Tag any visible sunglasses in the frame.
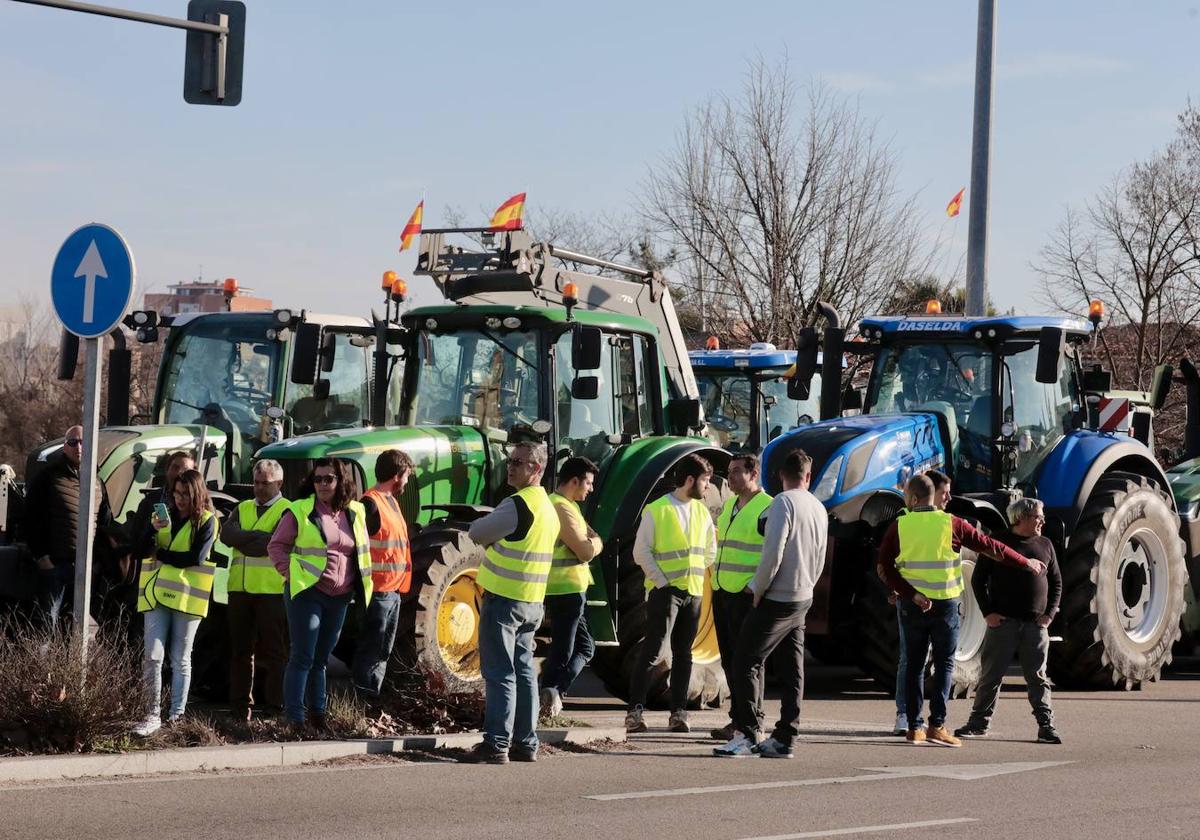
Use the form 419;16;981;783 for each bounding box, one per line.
65;438;83;447
313;475;338;485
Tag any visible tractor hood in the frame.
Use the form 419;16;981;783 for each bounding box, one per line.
762;413;947;507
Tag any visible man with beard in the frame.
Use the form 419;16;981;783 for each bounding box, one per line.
625;454;717;734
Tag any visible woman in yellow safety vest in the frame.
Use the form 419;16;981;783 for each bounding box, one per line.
133;469;217;737
266;458;372;732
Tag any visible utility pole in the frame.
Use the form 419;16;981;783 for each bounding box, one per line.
965;0;996;316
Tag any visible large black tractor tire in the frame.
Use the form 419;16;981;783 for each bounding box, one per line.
852;555;983;700
588;545;728;709
1050;476;1188;689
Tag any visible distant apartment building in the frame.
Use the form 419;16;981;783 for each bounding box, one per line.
143;279;271;316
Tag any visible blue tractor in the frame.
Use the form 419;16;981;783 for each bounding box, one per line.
690;341;822;454
762;306;1189;692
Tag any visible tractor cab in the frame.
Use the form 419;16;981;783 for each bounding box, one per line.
689;342;821;454
857;314;1091;495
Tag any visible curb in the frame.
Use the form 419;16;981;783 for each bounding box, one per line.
0;727;625;783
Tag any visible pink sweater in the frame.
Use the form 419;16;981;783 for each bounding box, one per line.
268;500;358;597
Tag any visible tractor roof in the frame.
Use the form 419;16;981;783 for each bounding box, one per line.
168;310;370;329
860;313;1092;339
690;344;795;371
406;303;654;335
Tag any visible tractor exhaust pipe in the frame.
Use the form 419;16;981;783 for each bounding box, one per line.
1181;358;1200;461
817;302;844;421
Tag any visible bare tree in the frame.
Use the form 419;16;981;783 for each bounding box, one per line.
642;58;936;346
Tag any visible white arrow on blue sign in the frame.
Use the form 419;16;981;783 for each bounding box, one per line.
51;223;137;339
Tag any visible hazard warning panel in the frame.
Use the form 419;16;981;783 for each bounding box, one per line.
1096;397;1131;432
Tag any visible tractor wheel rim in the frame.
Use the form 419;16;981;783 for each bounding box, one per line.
437;568;482;680
1114;527;1168;645
956;558;985;663
692;578;721;664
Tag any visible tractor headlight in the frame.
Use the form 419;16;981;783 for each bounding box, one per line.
812;454;844;502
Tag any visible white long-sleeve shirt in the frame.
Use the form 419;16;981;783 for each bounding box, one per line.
632;494;717;588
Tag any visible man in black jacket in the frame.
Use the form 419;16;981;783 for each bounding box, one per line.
23;425;112;633
956;497;1063;744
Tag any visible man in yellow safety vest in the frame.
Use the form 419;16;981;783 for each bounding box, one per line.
709;453;772;742
625;453;717;735
464;441;560;764
220;458;290;720
539;456;603;718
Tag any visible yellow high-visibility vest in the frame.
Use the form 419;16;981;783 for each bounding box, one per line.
545;492;594;596
477;486;560;603
896;509;963;599
645;495;710;596
713;491;772;592
287;497;373;605
137;510;217;618
227;497;290;595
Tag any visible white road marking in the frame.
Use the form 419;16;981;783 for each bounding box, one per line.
585;761;1071;800
737;817;977;839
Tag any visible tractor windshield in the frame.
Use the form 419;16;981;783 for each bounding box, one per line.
1000;342;1076;484
867;341;995;491
159;317;280;439
697;372;820;453
412;328;542;436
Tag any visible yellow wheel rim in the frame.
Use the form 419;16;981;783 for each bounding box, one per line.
436;566;483;680
691;570;721;663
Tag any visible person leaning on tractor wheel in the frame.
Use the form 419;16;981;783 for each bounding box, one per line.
220;458;291;721
625;453;718;736
352;449;415;704
877;474;1045;748
267;458;373;735
956;497;1063;745
462;441;561;765
132;469;218;737
708;452;772;743
539;456;604;719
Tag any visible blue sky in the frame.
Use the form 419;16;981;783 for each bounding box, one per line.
2;0;1197;321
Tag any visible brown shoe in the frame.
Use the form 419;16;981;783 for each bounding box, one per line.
926;725;962;748
905;727;927;744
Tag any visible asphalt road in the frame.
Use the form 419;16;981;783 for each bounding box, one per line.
4;659;1200;840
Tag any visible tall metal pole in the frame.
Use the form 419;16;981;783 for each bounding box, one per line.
73;337;103;665
965;0;996;317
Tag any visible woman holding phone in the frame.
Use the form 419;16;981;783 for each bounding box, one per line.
133;469;217;736
267;458;373;732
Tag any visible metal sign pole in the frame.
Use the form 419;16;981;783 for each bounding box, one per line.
72;336;103;664
965;0;996;317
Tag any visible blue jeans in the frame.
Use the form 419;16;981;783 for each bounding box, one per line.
284;586;352;723
541;592;594;696
142;605;202;721
351;589;403;697
894;601;908;717
900;597;960;729
479;592;543;752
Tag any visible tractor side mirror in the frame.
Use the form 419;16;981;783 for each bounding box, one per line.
57;329;79;381
1035;327;1066;384
668;397;703;434
1150;363;1173;411
1082;364;1112;392
312;379;331;400
788;327;819;400
571;376;600;400
291;323;322;385
842;388;864;411
572;325;603;372
320;332;337;373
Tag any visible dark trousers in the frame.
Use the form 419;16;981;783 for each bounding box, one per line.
731;598;810;745
966;618;1053;728
629;586;700;711
36;561;75;634
541;592;595;695
228;591;289;712
714;588;761;724
900;597;960;729
352;589;404;698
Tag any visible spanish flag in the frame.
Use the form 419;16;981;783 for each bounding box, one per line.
398;200;423;252
489;192;526;231
946;187;965;218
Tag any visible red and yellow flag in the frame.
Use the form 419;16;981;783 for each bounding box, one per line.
946;187;965;218
398;200;424;252
488;192;526;231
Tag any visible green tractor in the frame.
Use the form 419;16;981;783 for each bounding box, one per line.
257;227;731;705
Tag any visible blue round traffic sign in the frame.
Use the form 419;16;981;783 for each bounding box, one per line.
51;223;136;339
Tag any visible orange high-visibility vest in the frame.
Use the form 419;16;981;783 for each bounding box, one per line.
362;487;411;594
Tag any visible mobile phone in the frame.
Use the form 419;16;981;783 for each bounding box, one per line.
153;502;170;522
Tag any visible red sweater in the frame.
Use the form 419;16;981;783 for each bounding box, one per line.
877;509;1033;602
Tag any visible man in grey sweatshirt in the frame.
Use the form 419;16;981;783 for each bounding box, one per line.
714;449;827;759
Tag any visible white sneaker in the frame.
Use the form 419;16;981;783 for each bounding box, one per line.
540;686;563;718
893;712;908;736
713;732;757;757
132;716;161;737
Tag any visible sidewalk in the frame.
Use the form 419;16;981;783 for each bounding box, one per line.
0;725;624;783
